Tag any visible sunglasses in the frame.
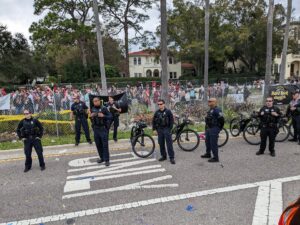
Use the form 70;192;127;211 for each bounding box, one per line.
266;100;273;102
158;103;164;105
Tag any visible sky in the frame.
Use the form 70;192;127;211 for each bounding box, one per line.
0;0;299;52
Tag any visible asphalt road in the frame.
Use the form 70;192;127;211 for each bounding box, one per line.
0;136;299;225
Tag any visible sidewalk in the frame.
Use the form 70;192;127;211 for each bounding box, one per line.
0;138;135;161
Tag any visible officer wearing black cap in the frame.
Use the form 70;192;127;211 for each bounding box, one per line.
256;96;281;157
16;109;45;172
152;99;175;164
107;96;121;142
201;98;224;163
286;90;300;144
71;95;92;146
90;97;112;166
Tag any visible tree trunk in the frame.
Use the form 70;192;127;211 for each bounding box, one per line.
93;0;107;95
264;0;275;98
279;0;292;84
78;38;88;68
124;22;130;77
160;0;169;107
204;0;210;101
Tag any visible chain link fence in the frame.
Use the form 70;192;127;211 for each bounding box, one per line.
0;79;271;143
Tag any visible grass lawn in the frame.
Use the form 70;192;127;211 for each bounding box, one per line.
0;124;208;151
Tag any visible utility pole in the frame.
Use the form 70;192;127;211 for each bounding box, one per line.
92;0;108;95
204;0;210;101
160;0;169;107
279;0;292;84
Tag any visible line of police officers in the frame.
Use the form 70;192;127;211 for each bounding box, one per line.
16;91;300;172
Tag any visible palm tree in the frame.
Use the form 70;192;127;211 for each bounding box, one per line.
279;0;292;84
92;0;108;95
204;0;210;101
265;0;275;98
160;0;169;106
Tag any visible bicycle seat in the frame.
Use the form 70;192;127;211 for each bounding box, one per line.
137;121;147;128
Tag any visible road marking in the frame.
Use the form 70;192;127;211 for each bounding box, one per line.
63;175;178;199
3;174;300;225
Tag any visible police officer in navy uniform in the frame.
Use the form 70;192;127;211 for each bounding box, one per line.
107;96;121;142
16;110;45;172
286;90;300;145
201;98;224;163
152;99;175;164
71;95;92;146
90;97;112;166
256;96;281;157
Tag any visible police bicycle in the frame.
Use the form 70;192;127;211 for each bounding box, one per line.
171;115;200;151
130;121;155;158
229;112;260;137
243;114;290;145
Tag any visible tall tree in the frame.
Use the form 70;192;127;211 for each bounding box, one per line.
204;0;210;101
30;0;93;69
99;0;154;77
265;0;275;98
160;0;169;106
93;0;107;95
279;0;292;84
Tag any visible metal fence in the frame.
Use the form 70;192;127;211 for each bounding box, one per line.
0;80;270;142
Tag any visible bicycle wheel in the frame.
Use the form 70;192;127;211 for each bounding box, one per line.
288;123;294;138
177;129;200;151
218;128;229;147
229;118;240;137
171;127;178;142
275;124;289;142
243;123;261;145
130;126;136;142
132;134;155;158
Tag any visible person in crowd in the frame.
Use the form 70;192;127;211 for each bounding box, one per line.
70;95;92;146
278;196;300;225
256;97;281;157
201;98;224;162
152;99;175;164
90;97;112;166
16;110;45;172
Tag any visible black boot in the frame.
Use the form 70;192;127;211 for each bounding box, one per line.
158;157;167;162
256;151;264;155
24;167;31;173
201;153;211;158
208;158;219;163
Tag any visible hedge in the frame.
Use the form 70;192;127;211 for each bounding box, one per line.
0;119;75;135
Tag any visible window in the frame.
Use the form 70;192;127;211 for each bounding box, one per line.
169;57;173;64
134;58;137;65
138;73;142;77
138;57;141;65
173;72;177;79
169;72;173;79
134;73;138;77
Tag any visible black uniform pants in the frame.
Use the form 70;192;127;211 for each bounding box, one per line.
109;116;119;140
75;117;91;143
157;127;175;159
291;115;300;141
259;127;277;153
24;138;45;168
93;127;110;161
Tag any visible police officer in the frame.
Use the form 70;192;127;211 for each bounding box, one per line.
71;95;92;146
286;90;300;145
152;99;175;164
107;96;121;142
201;98;224;163
90;97;112;166
16;110;45;172
256;97;281;157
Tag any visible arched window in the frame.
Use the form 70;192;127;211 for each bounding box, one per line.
154;69;159;77
146;70;152;77
134;58;137;65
